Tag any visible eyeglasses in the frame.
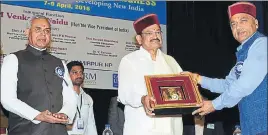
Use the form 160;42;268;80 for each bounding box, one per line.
70;70;84;75
141;31;162;36
33;27;51;35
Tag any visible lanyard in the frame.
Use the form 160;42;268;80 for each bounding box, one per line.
76;94;82;118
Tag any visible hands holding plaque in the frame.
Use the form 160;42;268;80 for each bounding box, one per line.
141;95;156;116
180;72;216;116
144;74;203;116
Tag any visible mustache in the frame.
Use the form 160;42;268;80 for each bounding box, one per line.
150;38;160;42
37;39;47;41
75;77;83;81
236;29;245;34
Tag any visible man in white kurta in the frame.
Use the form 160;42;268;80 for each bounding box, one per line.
118;14;183;135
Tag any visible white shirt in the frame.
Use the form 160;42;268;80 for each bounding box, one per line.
68;88;98;135
0;47;77;124
118;47;183;135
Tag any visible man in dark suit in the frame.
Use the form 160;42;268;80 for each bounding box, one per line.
1;15;77;135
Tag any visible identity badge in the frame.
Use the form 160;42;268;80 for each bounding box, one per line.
207;123;215;129
77;118;84;130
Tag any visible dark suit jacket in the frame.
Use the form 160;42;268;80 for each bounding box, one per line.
108;96;124;135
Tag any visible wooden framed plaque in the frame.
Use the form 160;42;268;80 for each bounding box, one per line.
145;74;202;115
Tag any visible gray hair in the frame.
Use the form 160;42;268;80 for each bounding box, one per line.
26;15;51;29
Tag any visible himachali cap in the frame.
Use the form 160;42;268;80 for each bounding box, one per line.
133;14;160;34
228;2;256;19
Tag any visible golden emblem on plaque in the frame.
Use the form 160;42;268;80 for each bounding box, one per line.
161;87;183;101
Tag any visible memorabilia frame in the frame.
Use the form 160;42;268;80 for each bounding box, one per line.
145;74;203;115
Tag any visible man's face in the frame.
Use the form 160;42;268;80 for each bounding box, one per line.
69;66;84;86
230;13;258;43
26;18;51;49
136;24;162;50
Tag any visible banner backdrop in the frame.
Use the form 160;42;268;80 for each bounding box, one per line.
1;1;167;90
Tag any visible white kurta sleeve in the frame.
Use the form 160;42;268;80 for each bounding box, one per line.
118;57;143;108
1;54;41;124
58;61;77;124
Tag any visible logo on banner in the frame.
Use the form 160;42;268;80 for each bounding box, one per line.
84;71;97;85
113;73;118;88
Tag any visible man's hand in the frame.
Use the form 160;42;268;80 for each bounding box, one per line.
192;100;215;116
141;95;156;116
52;113;68;120
180;71;201;84
34;110;68;124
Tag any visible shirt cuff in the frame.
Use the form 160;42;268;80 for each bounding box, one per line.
212;97;224;110
30;110;41;124
136;94;144;107
200;76;209;86
32;120;41;124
